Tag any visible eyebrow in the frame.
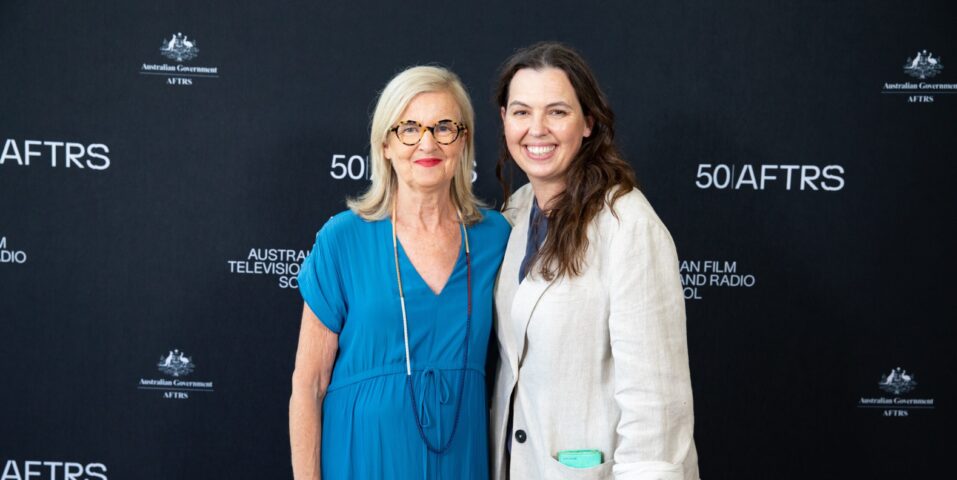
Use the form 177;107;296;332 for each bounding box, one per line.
397;118;456;124
507;101;573;109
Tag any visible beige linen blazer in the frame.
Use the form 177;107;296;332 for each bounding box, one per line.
490;184;699;480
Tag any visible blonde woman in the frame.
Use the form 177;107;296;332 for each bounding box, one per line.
289;66;509;479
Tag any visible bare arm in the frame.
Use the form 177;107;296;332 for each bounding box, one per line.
290;302;339;480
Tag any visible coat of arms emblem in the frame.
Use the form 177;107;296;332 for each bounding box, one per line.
160;32;199;62
158;349;195;377
878;367;917;395
903;50;942;80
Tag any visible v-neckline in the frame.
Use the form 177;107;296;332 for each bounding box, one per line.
390;220;466;297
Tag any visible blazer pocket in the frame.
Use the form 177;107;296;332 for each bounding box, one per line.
544;456;614;479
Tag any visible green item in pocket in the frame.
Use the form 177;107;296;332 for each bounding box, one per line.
557;449;602;468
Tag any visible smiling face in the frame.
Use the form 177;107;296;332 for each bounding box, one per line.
502;67;593;196
384;90;466;197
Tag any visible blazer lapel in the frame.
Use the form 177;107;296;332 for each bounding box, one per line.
511;274;553;366
503;185;557;369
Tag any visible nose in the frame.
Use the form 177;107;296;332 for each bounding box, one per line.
528;112;548;137
418;128;439;152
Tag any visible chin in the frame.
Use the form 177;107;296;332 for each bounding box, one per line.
413;177;454;191
521;164;558;181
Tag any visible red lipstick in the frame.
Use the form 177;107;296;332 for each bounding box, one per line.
413;157;442;168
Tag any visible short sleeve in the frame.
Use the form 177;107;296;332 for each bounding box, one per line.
298;224;347;334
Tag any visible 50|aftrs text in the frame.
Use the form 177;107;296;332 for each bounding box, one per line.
695;164;844;191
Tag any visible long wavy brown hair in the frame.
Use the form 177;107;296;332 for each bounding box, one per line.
496;42;638;281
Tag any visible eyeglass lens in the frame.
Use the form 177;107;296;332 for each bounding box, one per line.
395;121;462;145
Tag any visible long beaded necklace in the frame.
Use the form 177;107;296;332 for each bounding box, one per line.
391;202;472;454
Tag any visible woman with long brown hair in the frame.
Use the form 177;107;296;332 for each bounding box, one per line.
489;42;699;479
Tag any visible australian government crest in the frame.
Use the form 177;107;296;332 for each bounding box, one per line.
139;32;220;86
160;32;199;62
856;366;935;417
157;348;195;377
903;50;942;80
137;348;215;400
882;48;955;103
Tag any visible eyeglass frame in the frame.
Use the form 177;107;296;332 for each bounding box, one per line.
389;119;468;146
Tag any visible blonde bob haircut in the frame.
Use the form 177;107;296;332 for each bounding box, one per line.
348;65;484;224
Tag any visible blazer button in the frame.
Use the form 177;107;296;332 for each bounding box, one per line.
514;429;527;443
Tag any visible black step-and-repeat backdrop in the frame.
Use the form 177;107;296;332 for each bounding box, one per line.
2;1;954;478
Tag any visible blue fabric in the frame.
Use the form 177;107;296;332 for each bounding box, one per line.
518;198;547;282
299;209;510;480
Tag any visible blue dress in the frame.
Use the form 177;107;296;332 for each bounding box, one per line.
298;209;510;480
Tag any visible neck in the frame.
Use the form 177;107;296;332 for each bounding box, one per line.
529;178;566;212
394;184;457;231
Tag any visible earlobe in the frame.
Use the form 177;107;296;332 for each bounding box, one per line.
500;106;506;122
584;116;595;138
